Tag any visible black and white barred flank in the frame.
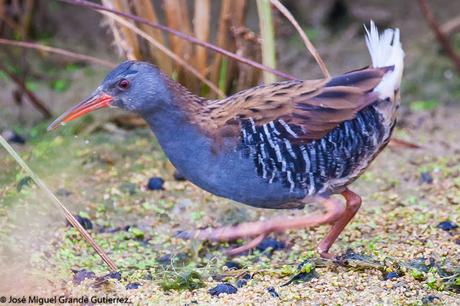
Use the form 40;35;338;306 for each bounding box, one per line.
239;105;386;194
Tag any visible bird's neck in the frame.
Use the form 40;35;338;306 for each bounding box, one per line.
159;72;209;121
142;82;205;137
139;74;214;159
139;78;223;189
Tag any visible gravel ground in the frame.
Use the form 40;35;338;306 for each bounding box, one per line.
0;102;459;305
1;3;460;304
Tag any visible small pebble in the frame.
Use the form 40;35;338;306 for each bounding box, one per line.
436;221;458;231
208;283;237;296
256;238;285;252
384;271;400;280
156;252;190;266
235;279;247;288
419;171;433;184
67;215;93;230
235;273;251;288
224;261;242;270
72;269;95;285
126;282;141;290
16;176;33;192
421;295;440;305
107;271;122;281
241;273;252;280
173;170;187;181
267;286;280;298
147;177;164;190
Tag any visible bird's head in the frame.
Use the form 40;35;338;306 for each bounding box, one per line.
48;60;169;131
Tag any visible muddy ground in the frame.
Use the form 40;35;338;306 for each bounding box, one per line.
1;1;460;305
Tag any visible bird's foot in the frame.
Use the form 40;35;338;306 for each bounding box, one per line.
180;197;346;256
316;247;337;260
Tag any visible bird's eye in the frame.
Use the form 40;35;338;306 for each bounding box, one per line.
118;79;130;90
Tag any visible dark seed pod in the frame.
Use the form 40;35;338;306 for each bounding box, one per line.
147;177;165;190
436;221;458;231
208;283;237;296
126;282;141;290
67;215;93;230
72;269;96;285
256;238;286;252
383;271;400;280
224;261;242;270
267;286;280;298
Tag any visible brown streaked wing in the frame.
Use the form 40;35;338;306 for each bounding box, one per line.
201;67;388;144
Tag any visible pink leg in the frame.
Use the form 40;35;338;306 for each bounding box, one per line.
317;189;362;259
187;197;346;255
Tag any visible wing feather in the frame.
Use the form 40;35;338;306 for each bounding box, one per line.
198;67;388;145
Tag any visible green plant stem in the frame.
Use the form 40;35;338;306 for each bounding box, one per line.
257;0;277;84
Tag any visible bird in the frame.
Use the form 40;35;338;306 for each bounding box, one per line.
48;22;404;259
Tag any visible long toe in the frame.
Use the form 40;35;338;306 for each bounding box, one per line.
225;234;267;256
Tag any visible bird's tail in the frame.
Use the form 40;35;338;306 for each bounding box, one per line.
365;21;404;101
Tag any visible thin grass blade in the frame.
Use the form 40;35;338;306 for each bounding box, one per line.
270;0;330;78
0;135;118;271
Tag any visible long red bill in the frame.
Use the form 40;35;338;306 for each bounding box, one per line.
47;92;112;131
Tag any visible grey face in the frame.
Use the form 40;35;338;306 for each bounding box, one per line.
47;60;169;131
101;61;169;113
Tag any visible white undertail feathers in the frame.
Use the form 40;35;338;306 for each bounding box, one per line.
365;21;404;101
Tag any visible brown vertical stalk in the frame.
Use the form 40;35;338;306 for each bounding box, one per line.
101;0;131;58
227;0;248;89
133;0;172;74
177;0;194;88
0;0;4;19
164;0;194;87
164;0;193;70
18;0;34;38
257;0;277;84
110;0;142;60
211;0;232;86
193;0;211;77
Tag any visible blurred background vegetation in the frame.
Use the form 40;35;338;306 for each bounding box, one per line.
0;0;459;133
0;0;460;302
